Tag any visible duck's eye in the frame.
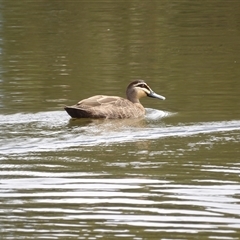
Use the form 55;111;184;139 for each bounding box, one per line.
140;84;145;88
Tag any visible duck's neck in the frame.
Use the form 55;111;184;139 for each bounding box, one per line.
127;95;140;104
126;89;140;103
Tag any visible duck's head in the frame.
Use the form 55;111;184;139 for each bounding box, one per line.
126;80;165;103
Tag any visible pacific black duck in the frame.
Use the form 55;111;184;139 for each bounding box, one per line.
64;80;165;119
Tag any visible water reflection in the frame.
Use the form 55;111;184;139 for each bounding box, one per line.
1;175;240;238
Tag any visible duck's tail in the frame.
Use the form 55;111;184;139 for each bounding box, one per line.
64;106;90;118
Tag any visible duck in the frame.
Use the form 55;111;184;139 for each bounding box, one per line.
64;80;165;119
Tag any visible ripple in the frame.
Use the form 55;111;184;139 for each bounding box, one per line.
1;176;240;238
0;111;240;154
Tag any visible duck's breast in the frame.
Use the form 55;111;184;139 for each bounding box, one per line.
103;100;145;119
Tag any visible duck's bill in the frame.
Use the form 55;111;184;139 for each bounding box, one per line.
148;91;166;100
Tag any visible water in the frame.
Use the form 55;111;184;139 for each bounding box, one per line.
1;1;240;239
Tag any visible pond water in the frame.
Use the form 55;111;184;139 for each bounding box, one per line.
0;1;240;240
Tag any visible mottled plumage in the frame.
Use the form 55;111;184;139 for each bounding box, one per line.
64;80;165;119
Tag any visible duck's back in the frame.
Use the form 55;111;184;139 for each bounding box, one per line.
64;95;145;119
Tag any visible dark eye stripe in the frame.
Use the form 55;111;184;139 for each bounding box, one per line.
136;83;150;90
136;83;145;87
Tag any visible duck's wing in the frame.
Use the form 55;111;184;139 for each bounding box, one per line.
77;95;123;109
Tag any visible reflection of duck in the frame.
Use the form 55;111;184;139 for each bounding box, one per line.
64;80;165;119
